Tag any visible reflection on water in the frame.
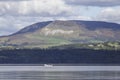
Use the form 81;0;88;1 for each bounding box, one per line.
0;71;120;80
0;66;120;80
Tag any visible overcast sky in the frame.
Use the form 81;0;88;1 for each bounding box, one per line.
0;0;120;36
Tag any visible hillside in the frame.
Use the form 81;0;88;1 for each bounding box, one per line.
0;20;120;49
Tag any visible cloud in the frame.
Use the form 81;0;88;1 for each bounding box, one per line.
0;0;73;17
95;8;120;23
65;0;120;7
0;17;17;35
0;0;29;1
57;16;92;21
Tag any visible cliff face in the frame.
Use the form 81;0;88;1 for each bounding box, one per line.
0;20;120;48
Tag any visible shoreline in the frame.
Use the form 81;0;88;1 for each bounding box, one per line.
0;64;120;66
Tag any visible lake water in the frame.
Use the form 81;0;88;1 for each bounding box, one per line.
0;66;120;80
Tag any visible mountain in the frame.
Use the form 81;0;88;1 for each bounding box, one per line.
0;20;120;48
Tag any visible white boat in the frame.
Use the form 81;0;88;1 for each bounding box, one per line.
44;64;53;67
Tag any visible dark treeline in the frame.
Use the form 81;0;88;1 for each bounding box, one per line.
0;49;120;64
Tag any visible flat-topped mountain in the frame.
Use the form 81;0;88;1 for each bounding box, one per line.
0;20;120;48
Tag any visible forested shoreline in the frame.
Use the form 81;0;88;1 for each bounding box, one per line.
0;49;120;64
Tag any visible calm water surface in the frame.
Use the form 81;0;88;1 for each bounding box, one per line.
0;66;120;80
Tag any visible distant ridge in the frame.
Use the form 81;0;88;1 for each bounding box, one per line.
0;20;120;48
12;21;52;35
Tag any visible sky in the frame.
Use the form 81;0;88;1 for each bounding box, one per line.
0;0;120;36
